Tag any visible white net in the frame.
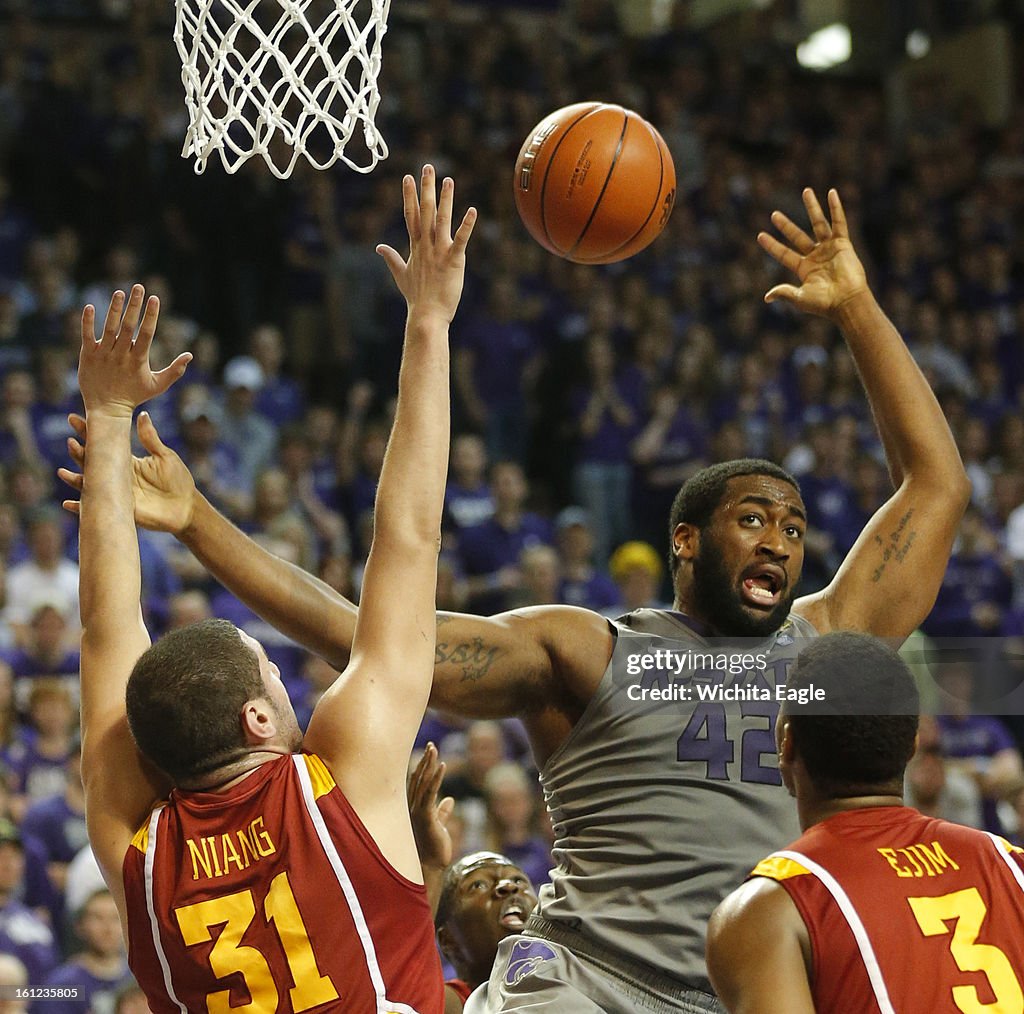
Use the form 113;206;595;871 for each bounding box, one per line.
173;0;391;178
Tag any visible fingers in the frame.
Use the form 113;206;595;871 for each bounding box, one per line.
827;188;847;239
763;283;801;306
151;352;193;396
768;210;814;255
118;284;146;344
58;466;83;492
436;796;455;827
132;294;161;359
68;413;86;437
80;304;96;348
376;243;406;282
136;411;167;454
401;174;420;244
435;175;453;242
99;290;126;345
61;499;80;516
802;187;831;242
419;164;437;242
66;437;84;469
757;231;803;274
452;207;478;258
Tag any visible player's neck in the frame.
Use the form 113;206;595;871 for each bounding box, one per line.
178;750;287;793
799;792;905;831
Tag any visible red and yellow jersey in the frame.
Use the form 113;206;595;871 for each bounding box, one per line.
123;753;443;1014
752;806;1024;1014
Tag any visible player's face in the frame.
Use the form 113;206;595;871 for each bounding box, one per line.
240;631;303;752
692;476;805;638
447;862;538;966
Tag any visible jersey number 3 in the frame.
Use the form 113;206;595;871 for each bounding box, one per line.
908;887;1023;1014
176;870;339;1013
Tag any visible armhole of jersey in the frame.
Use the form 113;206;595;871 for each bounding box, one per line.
537;619;619;779
985;832;1024;893
291;754;422;1014
138;806;188;1013
775;849;896;1014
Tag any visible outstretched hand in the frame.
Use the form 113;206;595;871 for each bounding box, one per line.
79;284;192;416
377;165;477;324
407;742;455;873
59;411;198;535
758;188;868;321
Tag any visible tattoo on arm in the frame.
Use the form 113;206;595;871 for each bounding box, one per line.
436;617;502;682
871;509;917;583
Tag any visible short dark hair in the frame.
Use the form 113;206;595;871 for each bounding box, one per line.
785;632;919;798
126;619;265;784
667;459;800;575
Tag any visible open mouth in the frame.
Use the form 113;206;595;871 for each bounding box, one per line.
498;898;529;932
740;566;785;610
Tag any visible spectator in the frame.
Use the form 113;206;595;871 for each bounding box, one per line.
936;660;1023;834
39;888;131;1014
457;461;553;615
604;540;668;615
20;738;87;898
5;509;79;645
508;544;561;609
454;275;541;464
5;679;75;816
444;432;494;536
0;819;58;985
443;722;507;855
250;323;305;426
554;507;620;612
4;602;79;707
569;334;642;564
0;953;28;1014
904;716;982;828
217;355;277;490
483;763;552;889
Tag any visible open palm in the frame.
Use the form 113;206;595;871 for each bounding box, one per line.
60;411;197;535
758;188;868;320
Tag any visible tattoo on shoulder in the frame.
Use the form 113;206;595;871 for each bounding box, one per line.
436;632;502;683
871;509;917;583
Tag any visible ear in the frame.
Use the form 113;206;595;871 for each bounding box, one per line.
437;924;461;967
671;522;699;565
777;718;797;797
777;718;794;763
240;699;278;745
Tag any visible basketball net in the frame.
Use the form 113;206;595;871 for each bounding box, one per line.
173;0;391;178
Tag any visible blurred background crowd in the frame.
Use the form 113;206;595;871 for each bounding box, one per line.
0;0;1023;1005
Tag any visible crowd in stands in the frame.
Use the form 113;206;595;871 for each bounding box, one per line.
0;0;1023;1001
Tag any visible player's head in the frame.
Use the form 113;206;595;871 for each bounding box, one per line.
435;851;538;987
669;460;804;637
778;632;919;802
126;618;303;786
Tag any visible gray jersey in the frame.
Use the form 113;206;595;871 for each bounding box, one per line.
535;608;818;994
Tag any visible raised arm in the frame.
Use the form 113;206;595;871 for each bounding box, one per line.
62;425;611;751
77;286;190;919
301;167;476;872
761;189;970;641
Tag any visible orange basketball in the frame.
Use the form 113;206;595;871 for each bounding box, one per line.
513;102;676;264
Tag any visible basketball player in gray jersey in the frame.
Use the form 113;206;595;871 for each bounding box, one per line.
61;189;968;1010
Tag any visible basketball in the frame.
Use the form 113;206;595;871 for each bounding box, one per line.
513;102;676;264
